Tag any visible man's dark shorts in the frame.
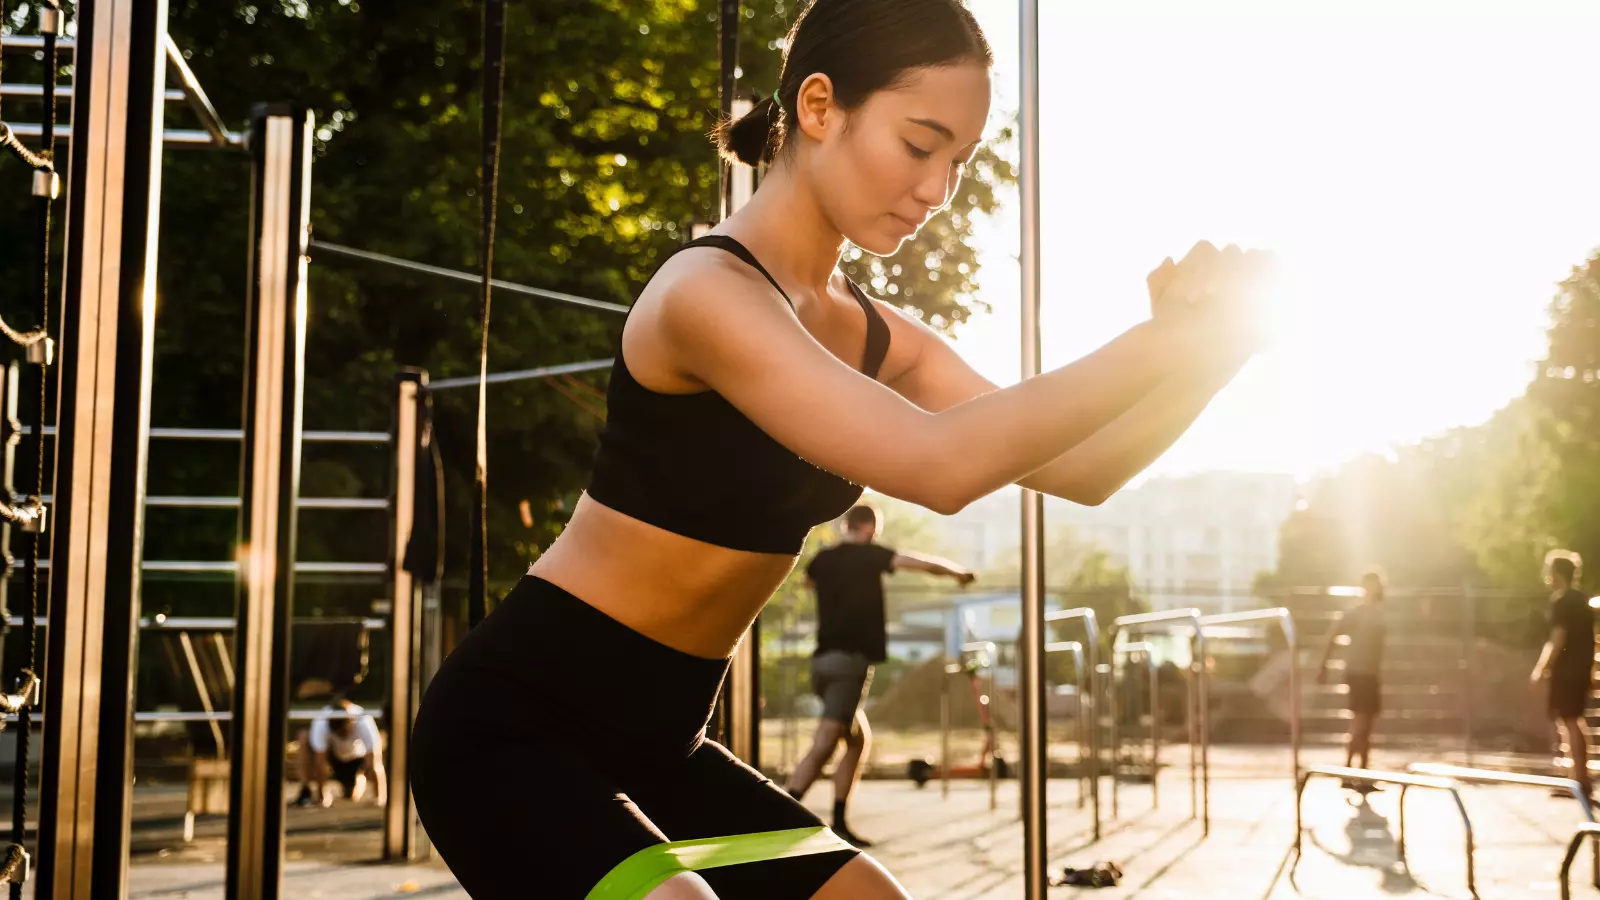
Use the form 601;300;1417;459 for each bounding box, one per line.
812;650;873;725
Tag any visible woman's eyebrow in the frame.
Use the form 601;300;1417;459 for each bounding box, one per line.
906;117;955;141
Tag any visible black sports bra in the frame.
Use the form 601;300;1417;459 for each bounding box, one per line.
586;235;891;555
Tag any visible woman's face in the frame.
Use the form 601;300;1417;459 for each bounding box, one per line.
799;62;991;256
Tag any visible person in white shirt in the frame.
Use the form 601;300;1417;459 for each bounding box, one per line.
293;697;387;807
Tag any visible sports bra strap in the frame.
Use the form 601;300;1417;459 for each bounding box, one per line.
671;234;891;380
673;234;794;310
848;280;891;380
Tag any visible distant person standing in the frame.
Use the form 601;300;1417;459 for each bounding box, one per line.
785;504;974;847
1532;551;1595;797
1316;570;1386;777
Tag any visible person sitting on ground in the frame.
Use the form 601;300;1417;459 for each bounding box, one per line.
785;503;974;847
293;696;387;808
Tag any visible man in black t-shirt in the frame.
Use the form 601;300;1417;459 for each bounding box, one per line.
785;504;974;847
1533;551;1596;796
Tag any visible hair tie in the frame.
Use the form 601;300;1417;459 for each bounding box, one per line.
771;88;781;109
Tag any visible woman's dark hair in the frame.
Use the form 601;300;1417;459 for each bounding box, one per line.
714;0;992;167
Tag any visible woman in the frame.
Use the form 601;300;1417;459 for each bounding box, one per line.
411;0;1268;897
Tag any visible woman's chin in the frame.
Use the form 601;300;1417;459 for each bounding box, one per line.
849;230;912;258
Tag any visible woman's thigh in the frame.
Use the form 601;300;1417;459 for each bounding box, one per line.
625;739;860;899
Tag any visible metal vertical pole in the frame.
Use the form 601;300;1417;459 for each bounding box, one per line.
1019;0;1046;894
1462;583;1474;766
1150;653;1160;809
1187;661;1197;815
1197;631;1210;836
36;1;167;895
226;103;313;900
941;658;952;799
717;0;740;221
713;1;761;766
1108;662;1120;819
384;371;425;860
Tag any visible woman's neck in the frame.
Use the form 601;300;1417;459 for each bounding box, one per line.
718;161;845;297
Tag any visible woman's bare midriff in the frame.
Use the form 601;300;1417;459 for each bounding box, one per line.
527;493;801;660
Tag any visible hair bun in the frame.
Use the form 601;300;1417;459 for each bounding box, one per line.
714;95;782;168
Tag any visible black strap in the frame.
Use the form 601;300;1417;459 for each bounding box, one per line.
676;235;893;379
469;0;507;629
848;281;891;380
675;235;795;310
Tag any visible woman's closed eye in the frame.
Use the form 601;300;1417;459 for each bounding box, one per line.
906;141;971;174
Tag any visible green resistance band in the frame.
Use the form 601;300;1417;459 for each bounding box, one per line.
584;826;853;900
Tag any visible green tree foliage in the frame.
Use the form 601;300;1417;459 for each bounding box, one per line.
1265;249;1600;613
0;1;1017;620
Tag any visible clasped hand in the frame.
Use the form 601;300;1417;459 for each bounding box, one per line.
1147;240;1278;357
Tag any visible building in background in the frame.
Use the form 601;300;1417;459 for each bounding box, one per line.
895;472;1300;613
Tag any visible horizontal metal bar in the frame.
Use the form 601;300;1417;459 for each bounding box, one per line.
293;561;388;575
16;425;387;443
309;240;630;315
142;560;236;573
300;430;391;443
1043;641;1082;655
145;496;238;509
3;35;76;52
1409;763;1596;818
1113;608;1204;628
1196;608;1291;627
0;84;187;102
164;35;231;148
7;559;386;576
3;121;244;147
151;427;239;440
6;615;387;631
1304;764;1455;791
430;358;614;390
295;497;390;510
8;709;387;724
142;496;388;511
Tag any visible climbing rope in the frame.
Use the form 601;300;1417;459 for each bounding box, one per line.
468;0;507;629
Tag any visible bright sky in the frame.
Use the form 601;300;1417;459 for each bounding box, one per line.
951;0;1600;478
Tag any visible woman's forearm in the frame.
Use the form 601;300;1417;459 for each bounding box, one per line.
920;316;1236;512
1020;351;1250;504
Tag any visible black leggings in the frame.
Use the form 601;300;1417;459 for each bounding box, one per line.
411;576;857;899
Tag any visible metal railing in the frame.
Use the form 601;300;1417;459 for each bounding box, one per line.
1563;823;1600;900
5;614;385;631
1043;607;1101;840
1112;608;1210;834
8;709;387;725
1197;608;1300;793
1108;642;1160;819
1294;764;1475;897
941;641;1001;811
1409;762;1598;889
1044;640;1088;809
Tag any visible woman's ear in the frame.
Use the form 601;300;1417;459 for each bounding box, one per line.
792;72;839;144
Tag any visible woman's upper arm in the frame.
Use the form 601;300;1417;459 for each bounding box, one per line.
654;266;951;507
883;308;1003;414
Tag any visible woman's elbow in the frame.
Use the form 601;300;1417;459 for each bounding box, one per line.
1049;478;1114;507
